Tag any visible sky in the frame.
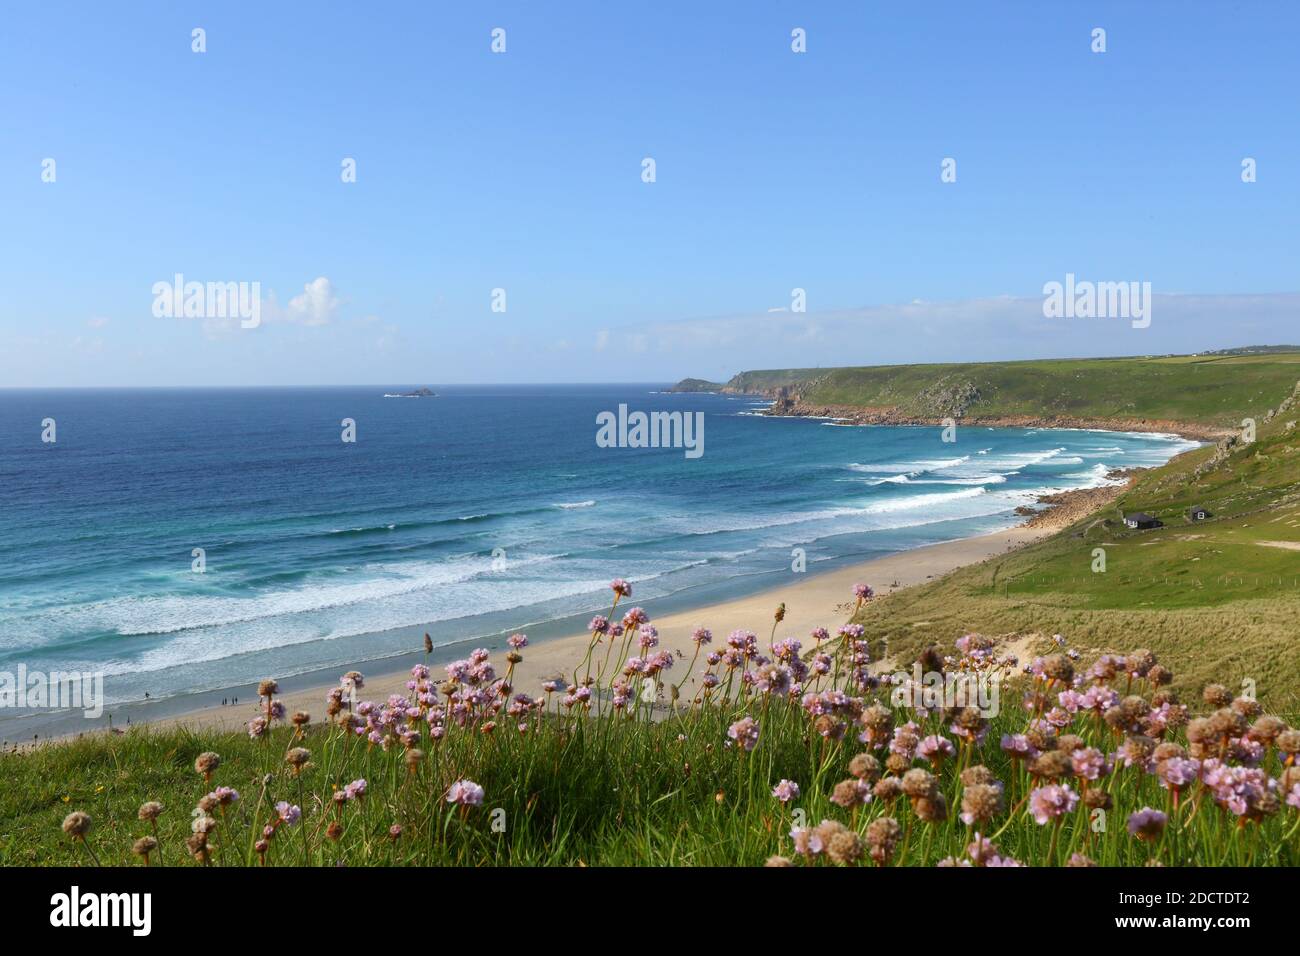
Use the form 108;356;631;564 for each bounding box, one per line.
1;1;1297;387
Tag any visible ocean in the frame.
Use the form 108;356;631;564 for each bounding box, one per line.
0;385;1198;735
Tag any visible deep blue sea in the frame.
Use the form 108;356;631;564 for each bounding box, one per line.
0;386;1197;728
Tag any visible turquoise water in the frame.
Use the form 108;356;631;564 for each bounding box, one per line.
0;385;1197;726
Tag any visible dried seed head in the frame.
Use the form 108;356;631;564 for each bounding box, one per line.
137;801;164;821
873;776;903;802
1249;715;1286;744
194;752;221;776
185;834;210;864
1206;708;1247;739
813;819;848;846
1123;734;1157;764
1055;734;1085;755
1162;703;1190;729
1121;695;1151;721
61;811;92;838
848;752;881;782
1202;683;1232;708
884;753;911;776
900;768;938;799
864;816;902;863
961;783;1004;824
1146;664;1172;687
1231;696;1262;719
860;703;893;732
1151;688;1179;708
1125;649;1156;677
1025;726;1055;752
814;715;845;740
1083;788;1112;810
960;764;997;788
913;792;948;823
826;829;864;865
1030;749;1074;780
1042;654;1074;683
830;779;866;808
1277;728;1300;757
1151;742;1186;765
132;836;158;856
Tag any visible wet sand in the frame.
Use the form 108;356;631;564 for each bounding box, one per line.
133;526;1049;737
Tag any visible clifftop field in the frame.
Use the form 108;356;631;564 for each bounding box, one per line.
704;349;1300;433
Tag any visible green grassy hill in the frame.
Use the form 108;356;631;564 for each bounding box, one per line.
852;388;1300;713
711;351;1300;431
723;368;828;393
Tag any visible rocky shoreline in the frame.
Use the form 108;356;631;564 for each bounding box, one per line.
1013;469;1142;531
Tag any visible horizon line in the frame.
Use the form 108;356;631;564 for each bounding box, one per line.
5;343;1300;390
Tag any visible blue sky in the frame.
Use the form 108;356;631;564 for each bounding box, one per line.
1;1;1296;386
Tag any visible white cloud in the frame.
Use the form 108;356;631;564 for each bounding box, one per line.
283;276;339;326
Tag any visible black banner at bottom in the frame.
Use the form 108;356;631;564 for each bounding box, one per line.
0;864;1273;939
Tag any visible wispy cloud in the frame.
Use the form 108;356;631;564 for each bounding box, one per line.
593;292;1300;370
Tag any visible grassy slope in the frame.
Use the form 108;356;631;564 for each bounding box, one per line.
725;368;828;392
732;352;1300;429
853;402;1300;714
5;704;1296;867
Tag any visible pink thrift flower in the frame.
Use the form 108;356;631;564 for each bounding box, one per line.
446;779;485;806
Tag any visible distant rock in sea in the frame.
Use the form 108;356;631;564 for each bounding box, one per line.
384;387;437;398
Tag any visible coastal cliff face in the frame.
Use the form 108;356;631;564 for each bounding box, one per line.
675;353;1300;442
762;398;1232;443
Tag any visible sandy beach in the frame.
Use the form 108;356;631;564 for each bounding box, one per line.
133;525;1050;738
